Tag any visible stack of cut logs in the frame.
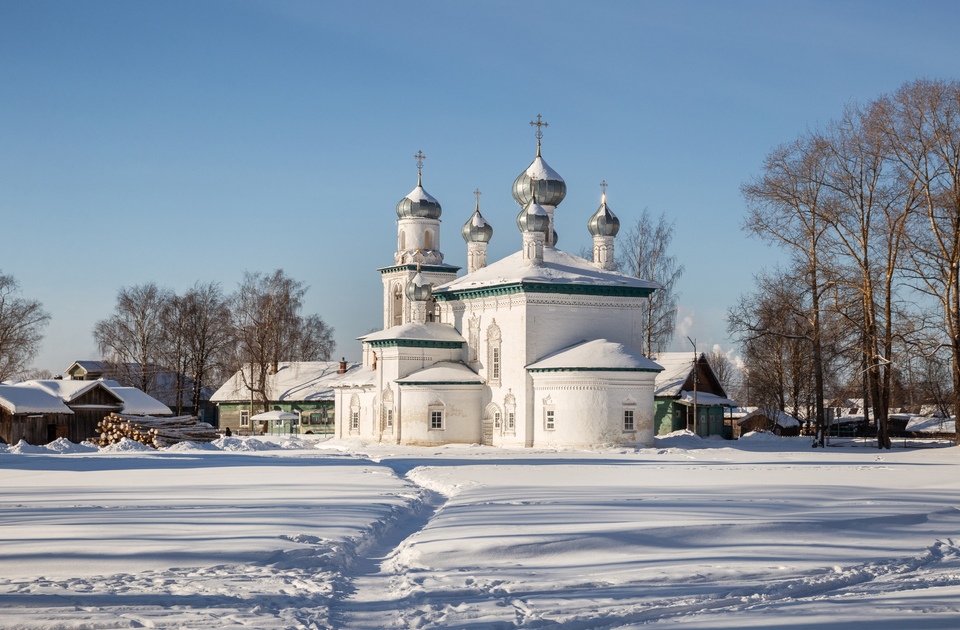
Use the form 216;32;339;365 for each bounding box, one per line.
93;413;220;448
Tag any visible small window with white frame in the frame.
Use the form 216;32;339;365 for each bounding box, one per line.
623;408;635;432
494;411;501;428
507;412;515;430
544;408;555;430
430;409;443;430
386;408;393;428
351;410;359;430
240;410;250;427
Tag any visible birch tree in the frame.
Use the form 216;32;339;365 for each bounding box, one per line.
0;272;51;381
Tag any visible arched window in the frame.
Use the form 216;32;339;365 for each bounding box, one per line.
504;391;516;433
399;230;406;251
392;283;403;326
349;394;360;432
427;296;437;322
424;230;433;250
382;386;395;430
487;320;502;386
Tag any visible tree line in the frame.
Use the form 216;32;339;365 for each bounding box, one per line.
90;269;333;415
730;78;960;448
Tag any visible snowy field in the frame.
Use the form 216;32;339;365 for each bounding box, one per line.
2;434;960;629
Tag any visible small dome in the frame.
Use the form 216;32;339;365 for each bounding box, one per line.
397;183;442;220
517;198;550;234
588;193;620;237
461;203;493;243
512;155;566;208
405;271;433;302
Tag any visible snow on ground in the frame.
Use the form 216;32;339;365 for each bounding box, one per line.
1;434;960;628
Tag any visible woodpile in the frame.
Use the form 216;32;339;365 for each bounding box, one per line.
93;413;220;448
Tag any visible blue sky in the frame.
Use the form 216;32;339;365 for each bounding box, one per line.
1;0;958;373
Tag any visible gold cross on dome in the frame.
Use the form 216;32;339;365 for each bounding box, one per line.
600;180;608;195
529;114;548;155
414;150;426;175
474;188;482;205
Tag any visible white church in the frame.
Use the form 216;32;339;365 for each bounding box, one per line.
332;120;663;448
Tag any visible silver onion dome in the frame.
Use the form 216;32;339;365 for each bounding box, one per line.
462;203;493;243
405;270;433;302
397;183;442;220
512;155;567;208
588;193;620;237
517;198;550;234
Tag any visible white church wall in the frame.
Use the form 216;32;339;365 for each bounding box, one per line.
397;385;483;445
530;371;657;447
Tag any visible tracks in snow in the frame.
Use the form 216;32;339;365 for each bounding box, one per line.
329;462;449;629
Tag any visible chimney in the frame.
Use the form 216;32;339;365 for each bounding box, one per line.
338;357;347;374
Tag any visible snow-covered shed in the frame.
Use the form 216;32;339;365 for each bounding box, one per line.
653;352;737;438
212;361;360;435
736;408;801;437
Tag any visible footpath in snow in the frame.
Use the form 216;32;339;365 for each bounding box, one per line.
1;432;960;628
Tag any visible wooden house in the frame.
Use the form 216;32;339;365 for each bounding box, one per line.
212;361;359;435
653;352;738;438
0;380;171;445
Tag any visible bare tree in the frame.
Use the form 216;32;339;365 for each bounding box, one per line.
0;272;51;381
183;282;233;414
93;283;172;393
876;79;960;444
230;270;335;415
617;209;685;356
742;135;832;444
160;293;192;416
707;349;736;394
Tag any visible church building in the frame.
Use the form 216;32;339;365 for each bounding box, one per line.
333;118;663;448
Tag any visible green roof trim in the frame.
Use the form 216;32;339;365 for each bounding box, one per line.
367;339;464;349
378;264;460;275
434;281;654;302
528;367;662;373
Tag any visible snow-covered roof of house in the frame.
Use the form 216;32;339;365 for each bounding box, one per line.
111;387;173;416
332;366;378;388
361;322;465;344
67;360;109;374
211;361;360;403
0;384;73;415
526;339;663;372
434;248;658;296
739;408;800;428
678;391;739;407
20;379;122;404
905;415;956;433
653;352;699;396
396;362;484;384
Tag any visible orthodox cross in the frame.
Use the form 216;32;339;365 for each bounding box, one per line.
474;188;482;207
600;180;608;196
414;150;426;184
529;114;548;156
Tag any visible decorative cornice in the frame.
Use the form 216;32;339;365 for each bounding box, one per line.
379;264;460;275
528;367;662;373
434;281;654;302
367;339;463;349
398;381;484;386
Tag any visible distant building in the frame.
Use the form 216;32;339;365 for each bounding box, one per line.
653;352;738;438
211;361;359;435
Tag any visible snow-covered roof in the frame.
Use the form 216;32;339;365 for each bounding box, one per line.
434;248;658;295
111;387;173;416
653;352;699;396
905;415;956;434
332;366;378;388
362;322;465;344
526;339;663;372
396;362;484;384
22;379;119;403
678;391;739;407
739;408;800;428
0;385;73;415
211;361;361;403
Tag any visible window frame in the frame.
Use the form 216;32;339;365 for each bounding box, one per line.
240;410;250;427
544;408;555;431
429;409;443;430
623;408;635;432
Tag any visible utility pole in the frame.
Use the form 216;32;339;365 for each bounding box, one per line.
687;336;698;436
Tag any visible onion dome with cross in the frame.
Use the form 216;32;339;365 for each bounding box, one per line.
461;189;493;243
588;181;620;237
511;115;567;209
397;150;442;219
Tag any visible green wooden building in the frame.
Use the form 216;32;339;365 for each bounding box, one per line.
211;361;359;436
653;352;738;439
